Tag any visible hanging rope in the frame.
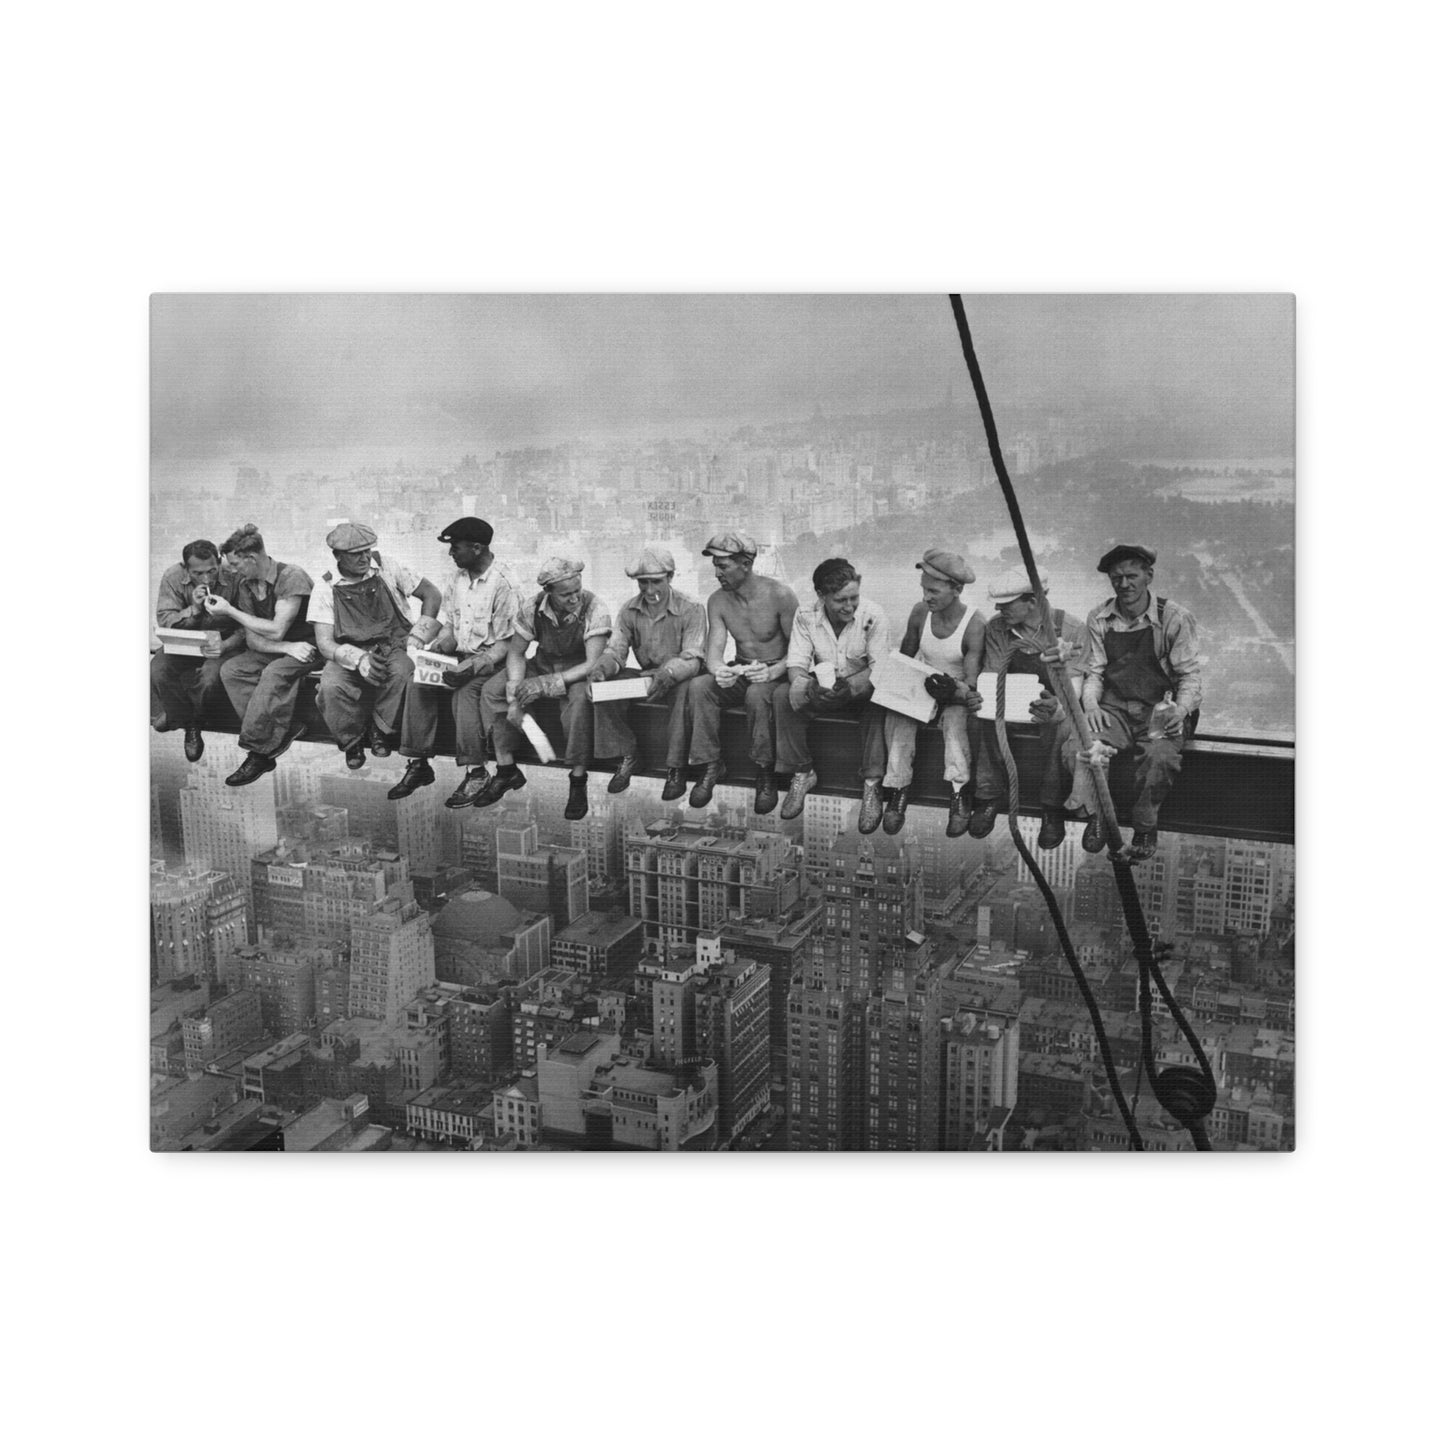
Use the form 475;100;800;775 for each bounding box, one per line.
948;293;1217;1150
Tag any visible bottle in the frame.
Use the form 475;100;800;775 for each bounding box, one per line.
1147;691;1177;740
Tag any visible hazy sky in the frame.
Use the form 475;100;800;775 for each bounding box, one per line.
150;294;1294;460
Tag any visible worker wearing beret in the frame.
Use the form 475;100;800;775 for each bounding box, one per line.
684;530;802;815
310;522;443;771
389;517;522;808
476;556;612;820
879;548;987;836
1060;543;1204;860
970;568;1088;849
588;546;708;799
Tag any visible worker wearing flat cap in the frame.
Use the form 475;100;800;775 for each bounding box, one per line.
309;522;442;771
1059;543;1204;860
684;529;802;815
588;545;708;799
390;517;521;807
968;568;1089;848
475;555;612;820
875;548;987;836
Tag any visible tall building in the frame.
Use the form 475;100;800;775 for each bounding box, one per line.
570;796;627;890
458;794;534;889
228;941;342;1036
182;989;267;1072
1224;840;1288;938
150;867;251;986
802;793;853;882
319;766;442;873
550;911;645;975
692;940;772;1143
497;823;588;927
1013;816;1083;893
250;838;409;947
348;884;436;1026
940;1006;1021;1149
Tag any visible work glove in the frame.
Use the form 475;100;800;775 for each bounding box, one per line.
924;673;959;703
442;658;474;688
539;673;567;699
1029;695;1064;724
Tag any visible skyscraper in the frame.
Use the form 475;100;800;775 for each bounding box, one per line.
497;823;588;927
348;884;436;1026
150;867;251;986
940;1006;1021;1149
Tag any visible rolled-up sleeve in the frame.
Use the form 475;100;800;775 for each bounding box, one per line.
598;610;639;677
1081;608;1109;708
489;576;518;646
584;595;613;641
674;601;707;677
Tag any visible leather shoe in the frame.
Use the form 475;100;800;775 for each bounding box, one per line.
882;785;909;835
661;768;688;801
1081;815;1107;853
780;769;816;820
966;798;998;839
857;779;884;834
476;767;527;808
445;767;491;809
946;789;970;838
754;772;779;815
225;752;276;788
689;762;725;808
183;726;204;763
345;741;367;770
1130;828;1158;860
607;755;637;794
1038;809;1067;850
565;776;590;820
388;758;435;799
370;735;394;758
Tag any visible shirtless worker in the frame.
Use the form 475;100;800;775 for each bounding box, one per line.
683;531;801;814
880;548;986;836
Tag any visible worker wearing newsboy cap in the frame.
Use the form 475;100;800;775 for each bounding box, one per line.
1059;542;1204;860
310;521;443;771
588;545;708;799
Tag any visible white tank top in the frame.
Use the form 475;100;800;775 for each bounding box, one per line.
916;602;976;679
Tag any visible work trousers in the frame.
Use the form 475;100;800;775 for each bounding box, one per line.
399;658;499;768
975;714;1069;809
685;673;801;772
1060;698;1187;829
150;651;229;732
219;650;314;758
592;669;692;769
483;659;593;770
316;651;416;750
779;690;887;779
883;706;973;790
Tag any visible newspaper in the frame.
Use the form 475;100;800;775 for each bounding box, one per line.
871;650;938;722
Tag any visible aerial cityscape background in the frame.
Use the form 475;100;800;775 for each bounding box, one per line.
150;294;1294;1152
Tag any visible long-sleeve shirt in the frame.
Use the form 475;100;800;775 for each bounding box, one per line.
786;596;889;683
155;564;239;632
982;609;1089;692
1081;591;1204;715
437;562;519;660
596;588;707;680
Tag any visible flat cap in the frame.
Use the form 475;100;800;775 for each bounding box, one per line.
437;516;494;547
916;548;976;586
325;521;378;552
988;566;1048;604
537;556;585;587
625;546;676;578
1097;542;1157;573
701;530;758;559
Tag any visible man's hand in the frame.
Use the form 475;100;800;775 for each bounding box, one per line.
203;595;234;621
924;673;959;703
645;669;675;699
1029;695;1063;724
714;664;739;691
515;677;547;708
789;677;814;711
588;664;609;684
1163;710;1186;739
282;641;318;665
357;652;380;684
960;685;983;714
408;617;442;647
1084;704;1110;735
442;657;473;689
1041;640;1080;666
199;633;223;659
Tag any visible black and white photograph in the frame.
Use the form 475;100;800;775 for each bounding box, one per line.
148;293;1294;1153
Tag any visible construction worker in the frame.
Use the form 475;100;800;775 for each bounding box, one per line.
588;545;707;799
781;557;890;831
150;538;245;762
389;517;520;808
204;524;317;787
477;556;611;820
970;568;1087;848
1062;543;1204;860
684;531;800;815
880;548;986;836
310;522;443;770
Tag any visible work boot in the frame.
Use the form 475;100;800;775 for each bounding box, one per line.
966;798;998;839
689;762;725;808
445;767;491;809
183;726;204;763
947;787;970;838
388;758;435;800
607;755;637;794
1081;815;1107;853
370;734;394;758
225;752;276;788
1130;828;1158;860
345;740;367;770
754;772;779;816
1038;809;1067;850
565;775;590;820
780;769;816;820
857;778;884;835
881;785;909;836
661;767;688;801
476;765;526;808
